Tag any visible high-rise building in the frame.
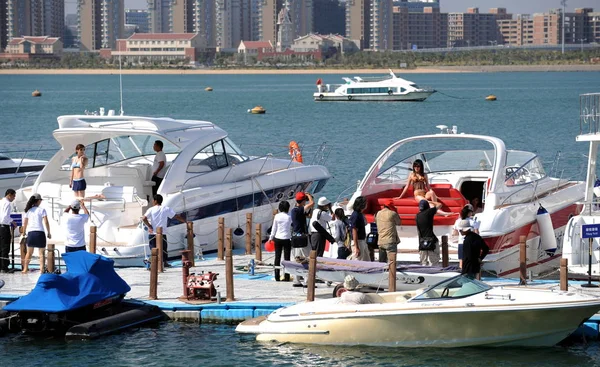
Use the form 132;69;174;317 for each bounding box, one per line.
276;0;293;51
6;0;64;40
0;0;7;50
393;6;447;50
78;0;124;51
126;9;149;33
215;0;252;49
259;0;312;44
147;0;171;33
447;8;510;47
394;0;439;13
147;1;216;47
313;0;344;35
346;0;392;50
497;14;533;46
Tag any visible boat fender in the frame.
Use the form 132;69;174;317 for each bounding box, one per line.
289;141;303;163
348;95;353;101
388;90;393;95
537;204;557;256
319;94;324;100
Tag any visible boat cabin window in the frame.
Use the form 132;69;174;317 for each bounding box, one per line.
504;151;546;187
187;138;248;173
412;275;491;301
61;135;180;169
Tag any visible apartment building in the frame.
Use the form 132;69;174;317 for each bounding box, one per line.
126;9;149;33
587;10;600;44
6;0;63;40
448;8;510;47
0;0;7;51
497;14;534;46
78;0;124;51
259;0;312;45
346;0;392;50
215;0;252;49
313;0;345;35
393;6;447;50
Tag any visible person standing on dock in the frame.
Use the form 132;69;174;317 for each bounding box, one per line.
142;194;187;268
0;189;17;273
458;219;489;279
349;196;370;262
416;199;440;267
21;193;51;273
290;191;314;287
63;199;90;253
269;200;292;281
70;144;88;199
375;199;401;264
151;140;167;197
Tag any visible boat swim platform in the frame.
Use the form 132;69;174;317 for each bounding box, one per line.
2;252;600;337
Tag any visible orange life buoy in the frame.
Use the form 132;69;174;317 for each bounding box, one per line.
289;141;303;163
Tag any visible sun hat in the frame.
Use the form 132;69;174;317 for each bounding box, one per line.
418;200;429;211
318;197;331;206
295;192;307;202
457;219;473;232
382;199;395;209
32;193;42;201
343;275;359;291
70;200;81;210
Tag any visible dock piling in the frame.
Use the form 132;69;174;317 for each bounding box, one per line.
225;228;235;301
388;251;397;292
560;258;568;291
307;250;317;302
47;244;55;273
245;213;252;255
255;223;262;262
519;235;527;285
186;222;195;267
441;235;449;268
89;226;97;254
217;217;224;261
181;250;192;298
157;227;164;273
149;248;158;300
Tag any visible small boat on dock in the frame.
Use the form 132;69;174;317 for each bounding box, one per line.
237;275;600;347
314;70;436;102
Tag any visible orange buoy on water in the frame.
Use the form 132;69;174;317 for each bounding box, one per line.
32;89;42;97
289;141;303;163
486;95;497;101
248;106;266;114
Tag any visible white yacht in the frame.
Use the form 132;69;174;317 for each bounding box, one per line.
314;69;436;102
339;125;584;278
17;109;331;266
0;153;47;195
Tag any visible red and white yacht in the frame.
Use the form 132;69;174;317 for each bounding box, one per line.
341;125;584;277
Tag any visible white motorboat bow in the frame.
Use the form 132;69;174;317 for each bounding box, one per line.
314;70;436;102
339;125;584;277
16;109;331;266
282;257;460;294
0;153;47;195
236;275;600;347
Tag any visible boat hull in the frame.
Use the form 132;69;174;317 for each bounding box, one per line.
314;91;435;102
239;302;600;347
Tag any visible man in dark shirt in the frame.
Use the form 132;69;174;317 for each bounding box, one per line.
457;219;489;279
290;191;314;287
416;200;440;266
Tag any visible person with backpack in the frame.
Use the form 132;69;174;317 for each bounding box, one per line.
290;191;314;287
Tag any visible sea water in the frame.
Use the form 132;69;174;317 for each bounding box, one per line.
1;71;600;365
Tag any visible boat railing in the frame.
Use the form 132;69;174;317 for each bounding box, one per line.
580;93;600;135
0;145;56;172
353;75;393;83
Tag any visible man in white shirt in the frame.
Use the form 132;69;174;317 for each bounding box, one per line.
142;194;187;267
151;140;167;197
0;189;16;272
63;199;90;253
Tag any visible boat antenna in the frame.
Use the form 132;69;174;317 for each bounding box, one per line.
118;40;124;116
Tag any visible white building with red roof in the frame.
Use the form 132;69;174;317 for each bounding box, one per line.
237;41;274;54
101;33;207;63
4;36;63;56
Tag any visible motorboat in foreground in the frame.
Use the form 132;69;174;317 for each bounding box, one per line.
16;109;331;266
562;93;600;278
282;257;459;294
338;125;584;277
314;69;436;102
0;153;46;194
236;275;600;347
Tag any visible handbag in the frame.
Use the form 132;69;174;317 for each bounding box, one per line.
366;232;379;251
418;236;438;252
337;245;351;259
291;233;308;248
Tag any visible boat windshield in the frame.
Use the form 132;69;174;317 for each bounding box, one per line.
61;134;181;169
504;151;546;186
412;275;491;301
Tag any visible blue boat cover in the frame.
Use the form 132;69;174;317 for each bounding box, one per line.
4;251;131;312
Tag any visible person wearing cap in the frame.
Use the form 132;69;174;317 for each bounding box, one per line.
309;196;334;257
375;199;401;264
21;193;51;273
290;191;314;287
142;194;187;268
339;275;373;305
63;199;90;253
0;189;17;273
457;219;489;279
452;204;481;269
416;199;440;266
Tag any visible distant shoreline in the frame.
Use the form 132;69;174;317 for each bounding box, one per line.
1;64;599;75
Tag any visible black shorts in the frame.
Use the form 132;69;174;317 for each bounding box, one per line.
72;179;87;192
26;231;46;248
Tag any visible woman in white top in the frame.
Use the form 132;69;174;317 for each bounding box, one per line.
330;208;351;259
21;193;51;273
309;197;333;257
270;200;292;281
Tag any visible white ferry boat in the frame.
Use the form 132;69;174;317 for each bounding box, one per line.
314;69;436;102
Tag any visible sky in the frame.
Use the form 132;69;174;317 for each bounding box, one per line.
66;0;599;14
